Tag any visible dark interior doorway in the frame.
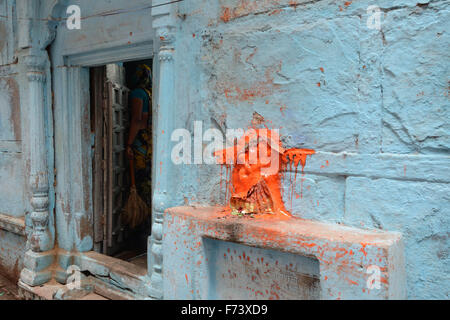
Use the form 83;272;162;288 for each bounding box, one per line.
89;59;153;270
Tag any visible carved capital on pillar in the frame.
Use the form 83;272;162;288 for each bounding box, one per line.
27;73;46;82
156;26;175;64
24;54;47;72
157;27;175;46
25;54;47;82
158;49;174;62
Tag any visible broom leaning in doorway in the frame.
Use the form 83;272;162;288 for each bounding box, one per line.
122;157;150;228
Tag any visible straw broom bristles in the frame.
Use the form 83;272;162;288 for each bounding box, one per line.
122;186;150;229
121;159;150;229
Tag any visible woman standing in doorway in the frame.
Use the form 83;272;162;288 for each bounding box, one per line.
126;64;152;230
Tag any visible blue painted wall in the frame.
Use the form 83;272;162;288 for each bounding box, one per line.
171;0;449;299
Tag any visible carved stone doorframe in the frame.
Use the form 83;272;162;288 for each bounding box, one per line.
149;0;178;300
19;0;179;300
19;0;57;287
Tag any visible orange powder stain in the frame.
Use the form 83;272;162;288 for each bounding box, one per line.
222;62;283;103
360;243;368;257
221;7;232;22
214;128;315;218
348;279;358;285
289;0;299;9
269;9;282;16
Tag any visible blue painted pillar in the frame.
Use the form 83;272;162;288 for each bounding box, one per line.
20;53;55;286
149;30;176;299
148;0;179;299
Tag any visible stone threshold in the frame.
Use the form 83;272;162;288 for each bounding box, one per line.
18;279;108;300
19;250;152;300
76;251;151;299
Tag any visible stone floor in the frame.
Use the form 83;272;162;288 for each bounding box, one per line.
129;253;147;269
19;280;109;300
0;273;20;300
114;250;148;269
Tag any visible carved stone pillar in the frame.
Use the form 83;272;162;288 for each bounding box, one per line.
149;28;176;299
20;54;55;286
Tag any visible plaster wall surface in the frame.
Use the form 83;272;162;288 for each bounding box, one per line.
0;0;28;278
0;73;24;217
49;0;154;65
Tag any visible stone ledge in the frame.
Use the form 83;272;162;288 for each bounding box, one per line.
0;212;26;236
17;249;152;300
18;280;65;300
167;206;402;250
164;206;406;299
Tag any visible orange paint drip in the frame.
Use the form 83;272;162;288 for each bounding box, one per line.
215;129;315;218
283;148;315;202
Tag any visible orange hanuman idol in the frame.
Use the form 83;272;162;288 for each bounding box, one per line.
215;129;315;218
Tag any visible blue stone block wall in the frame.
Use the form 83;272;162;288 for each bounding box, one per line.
173;0;449;299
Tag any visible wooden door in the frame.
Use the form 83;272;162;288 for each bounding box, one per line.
91;67;105;253
104;79;130;255
91;66;130;255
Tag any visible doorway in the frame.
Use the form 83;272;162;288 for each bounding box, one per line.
89;59;153;270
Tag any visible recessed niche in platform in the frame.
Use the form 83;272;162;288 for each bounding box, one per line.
203;238;321;300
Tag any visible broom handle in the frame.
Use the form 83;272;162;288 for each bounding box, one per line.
130;158;136;187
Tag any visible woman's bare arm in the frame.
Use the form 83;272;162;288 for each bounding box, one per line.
127;97;143;147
